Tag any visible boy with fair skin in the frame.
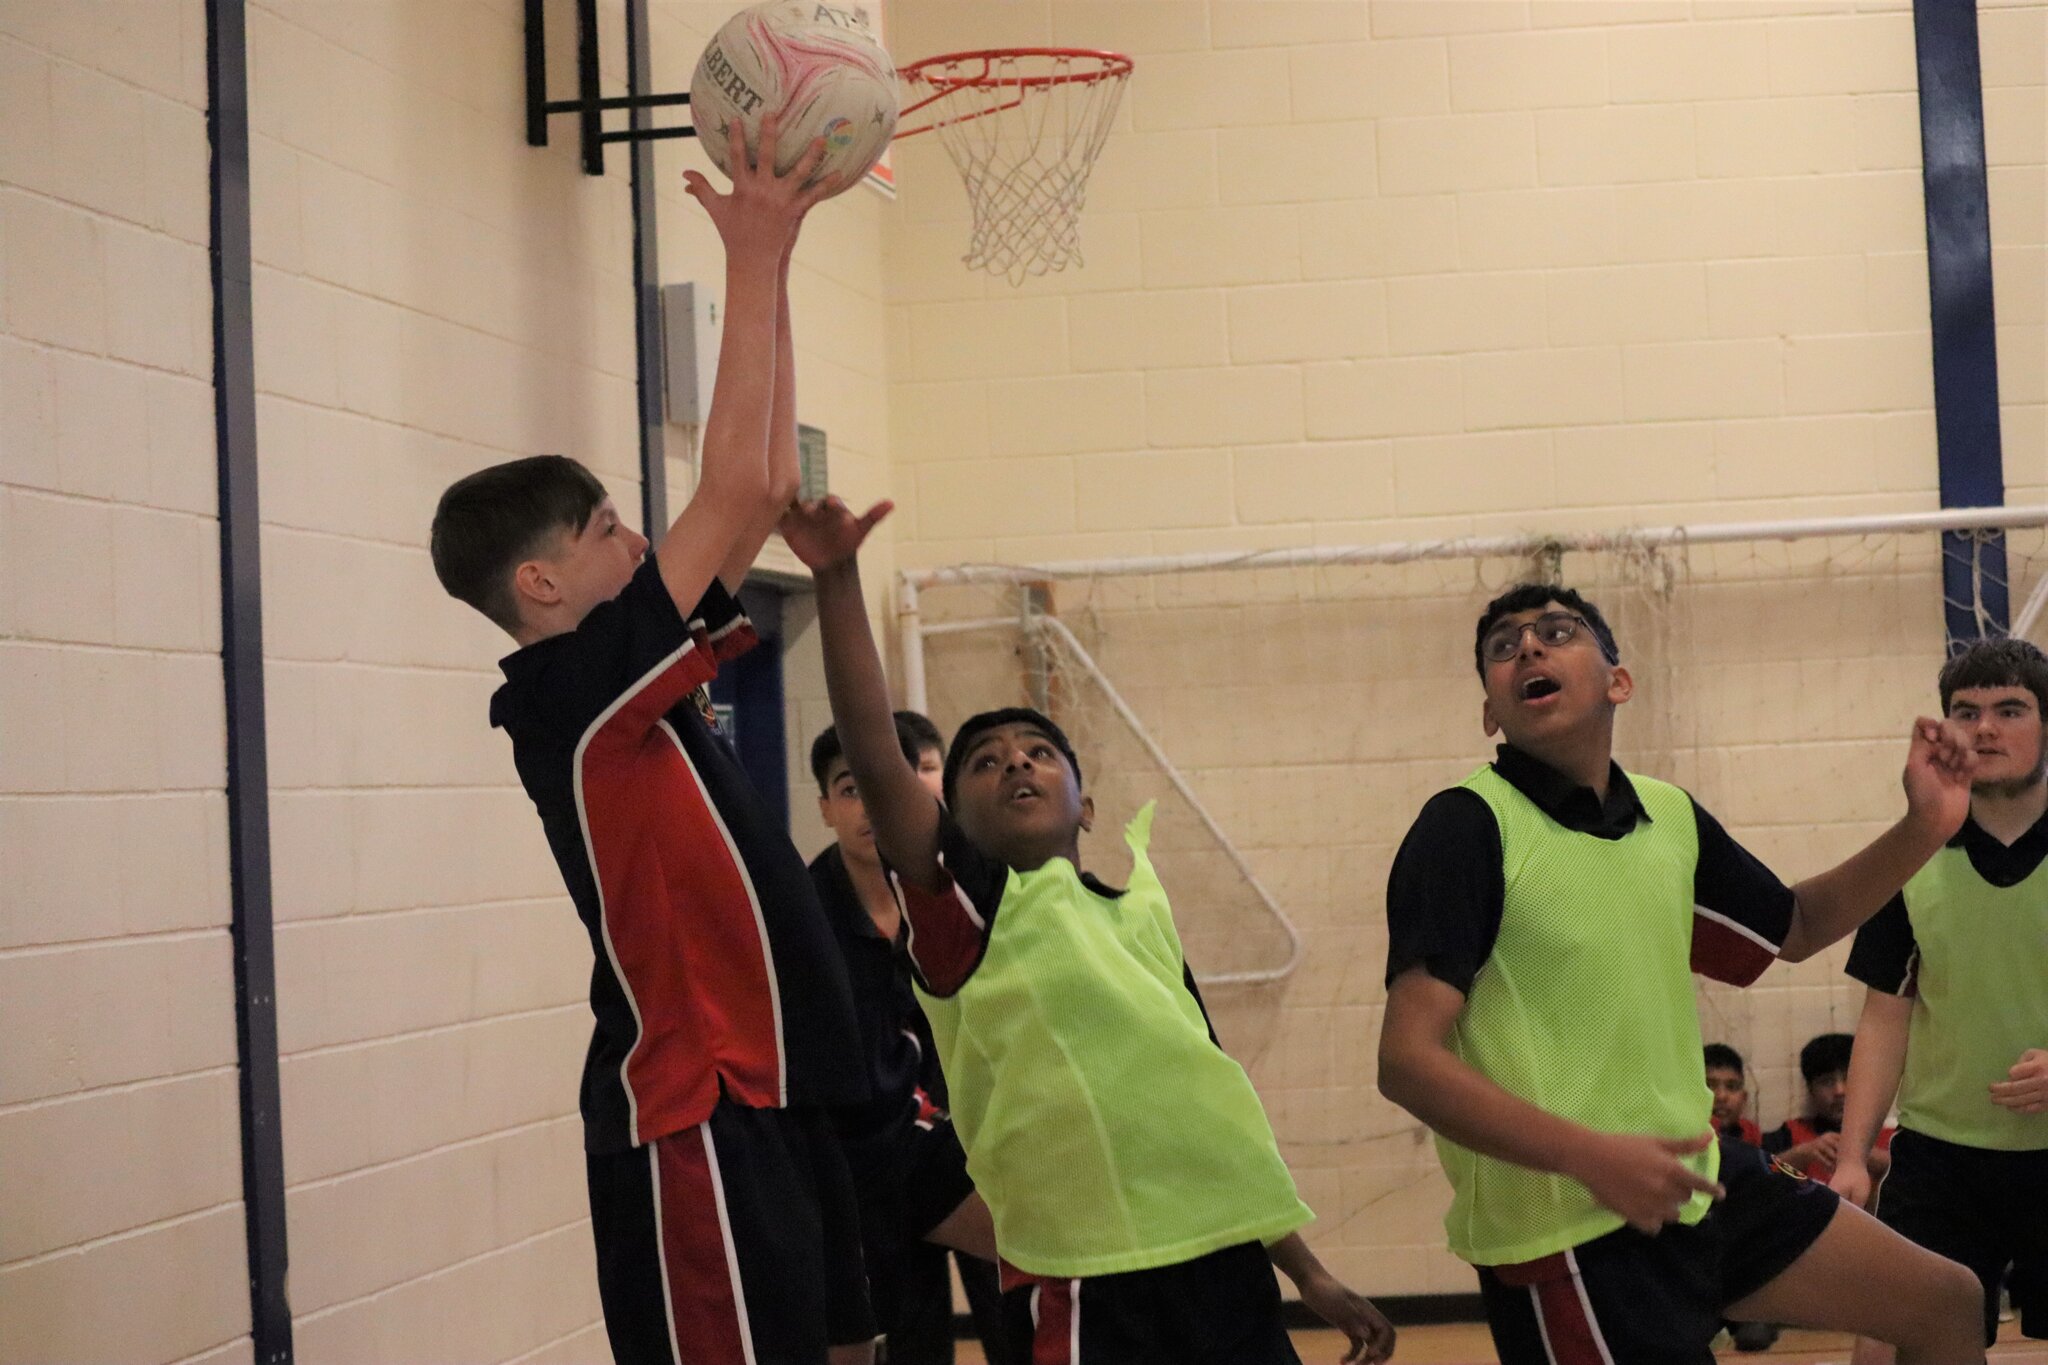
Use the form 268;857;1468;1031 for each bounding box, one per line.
809;716;1009;1365
1835;638;2048;1362
782;496;1395;1365
430;122;878;1365
1377;584;1985;1365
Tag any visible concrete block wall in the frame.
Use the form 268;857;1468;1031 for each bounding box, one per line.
244;0;624;1355
886;0;2047;1299
247;0;892;1356
0;2;252;1360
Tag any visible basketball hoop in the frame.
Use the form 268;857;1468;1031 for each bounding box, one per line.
897;48;1132;285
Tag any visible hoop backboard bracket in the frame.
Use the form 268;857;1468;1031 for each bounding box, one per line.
526;0;695;174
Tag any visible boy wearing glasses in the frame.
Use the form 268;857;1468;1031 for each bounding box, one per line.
1377;583;1987;1364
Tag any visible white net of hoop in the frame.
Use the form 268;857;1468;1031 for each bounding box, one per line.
901;52;1129;285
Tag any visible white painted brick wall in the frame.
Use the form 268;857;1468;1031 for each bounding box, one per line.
0;3;246;1360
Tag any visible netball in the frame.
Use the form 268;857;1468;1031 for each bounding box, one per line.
690;2;899;193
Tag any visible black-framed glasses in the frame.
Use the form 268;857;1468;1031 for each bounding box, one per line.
1481;611;1606;664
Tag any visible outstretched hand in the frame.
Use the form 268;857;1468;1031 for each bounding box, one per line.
779;496;893;572
1901;716;1975;842
681;112;844;257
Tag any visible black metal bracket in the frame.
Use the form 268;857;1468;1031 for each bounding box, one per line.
526;0;694;175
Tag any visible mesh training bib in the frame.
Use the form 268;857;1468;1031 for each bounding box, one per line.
917;805;1312;1278
1897;847;2048;1151
1444;766;1717;1266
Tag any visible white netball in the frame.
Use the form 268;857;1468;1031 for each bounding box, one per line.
690;2;899;195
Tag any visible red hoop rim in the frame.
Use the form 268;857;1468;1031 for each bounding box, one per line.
895;48;1133;139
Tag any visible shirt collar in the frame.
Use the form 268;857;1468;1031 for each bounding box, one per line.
1952;803;2048;850
817;845;891;942
1492;743;1650;837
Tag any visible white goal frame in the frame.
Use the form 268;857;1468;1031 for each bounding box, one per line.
897;504;2048;986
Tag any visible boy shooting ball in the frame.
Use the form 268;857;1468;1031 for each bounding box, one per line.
782;494;1396;1365
430;118;873;1365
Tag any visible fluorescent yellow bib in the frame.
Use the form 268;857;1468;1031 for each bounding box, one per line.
917;805;1311;1277
1897;846;2048;1151
1445;767;1718;1265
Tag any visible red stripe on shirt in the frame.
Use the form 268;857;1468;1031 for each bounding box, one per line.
892;863;988;996
1690;907;1780;986
655;1128;750;1363
579;645;783;1142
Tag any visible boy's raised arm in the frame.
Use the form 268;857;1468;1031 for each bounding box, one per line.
660;118;838;617
719;250;807;593
780;498;944;885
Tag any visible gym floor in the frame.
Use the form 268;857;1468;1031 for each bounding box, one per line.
950;1322;2048;1364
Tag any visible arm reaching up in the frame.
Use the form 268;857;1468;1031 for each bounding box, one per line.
719;245;810;593
659;115;840;615
779;497;944;885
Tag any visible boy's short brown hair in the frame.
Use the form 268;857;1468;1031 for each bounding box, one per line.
430;455;606;630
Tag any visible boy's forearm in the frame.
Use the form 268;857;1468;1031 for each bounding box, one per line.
1782;815;1948;961
1840;989;1911;1163
721;263;802;590
1381;1039;1601;1182
695;253;781;507
814;562;938;871
1266;1232;1324;1286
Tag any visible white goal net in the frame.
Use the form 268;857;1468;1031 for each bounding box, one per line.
900;509;2048;1234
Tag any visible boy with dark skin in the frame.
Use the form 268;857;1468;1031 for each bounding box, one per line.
1704;1044;1761;1148
1377;585;1985;1365
781;495;1395;1365
1763;1033;1893;1185
1836;638;2048;1363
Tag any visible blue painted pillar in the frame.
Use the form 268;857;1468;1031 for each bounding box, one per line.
1914;0;2007;643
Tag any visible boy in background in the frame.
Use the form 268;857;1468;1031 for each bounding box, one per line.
1764;1033;1894;1186
1836;638;2048;1360
810;715;1009;1364
1705;1044;1762;1147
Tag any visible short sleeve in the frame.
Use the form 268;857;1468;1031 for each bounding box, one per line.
887;802;1008;998
1689;798;1796;987
1846;893;1919;996
1383;789;1505;995
499;556;757;743
1760;1123;1795;1157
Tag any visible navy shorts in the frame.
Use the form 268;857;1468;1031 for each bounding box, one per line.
586;1098;875;1365
840;1109;979;1357
1001;1240;1299;1365
1477;1139;1840;1365
1877;1128;2048;1344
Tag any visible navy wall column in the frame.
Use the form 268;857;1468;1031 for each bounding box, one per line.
207;0;293;1357
1914;0;2008;644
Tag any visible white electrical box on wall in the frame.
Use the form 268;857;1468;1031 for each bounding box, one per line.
660;281;719;427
